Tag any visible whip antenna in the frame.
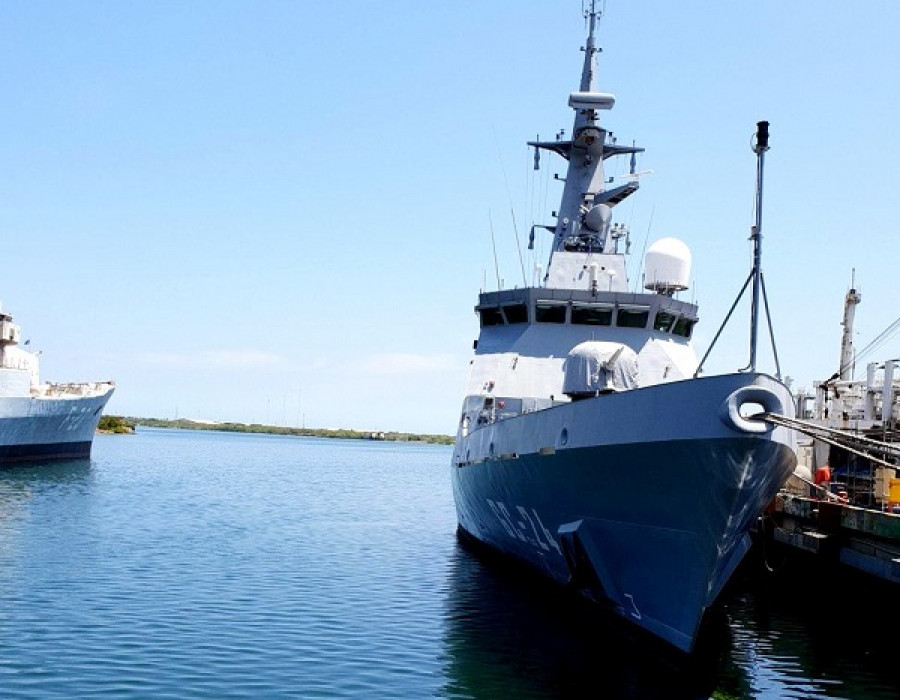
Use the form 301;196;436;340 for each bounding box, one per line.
696;121;782;379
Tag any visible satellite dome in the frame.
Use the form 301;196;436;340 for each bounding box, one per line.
643;237;691;293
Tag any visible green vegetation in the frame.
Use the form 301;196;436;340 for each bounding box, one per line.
97;415;136;434
119;417;455;445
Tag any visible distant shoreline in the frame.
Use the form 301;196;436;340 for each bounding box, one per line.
102;416;455;445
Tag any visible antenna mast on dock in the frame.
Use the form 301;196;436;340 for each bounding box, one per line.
747;120;769;373
695;121;782;380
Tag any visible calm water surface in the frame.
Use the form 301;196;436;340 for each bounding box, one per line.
0;428;897;699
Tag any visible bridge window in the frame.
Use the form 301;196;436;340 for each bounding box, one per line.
616;307;649;328
502;303;528;324
672;317;695;338
654;311;677;332
536;303;567;324
479;307;504;327
572;304;612;326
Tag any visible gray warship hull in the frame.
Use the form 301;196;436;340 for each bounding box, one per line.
0;389;115;463
452;373;796;652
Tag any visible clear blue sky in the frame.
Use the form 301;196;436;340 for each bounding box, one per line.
2;1;899;435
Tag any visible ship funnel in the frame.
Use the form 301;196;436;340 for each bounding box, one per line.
643;237;691;294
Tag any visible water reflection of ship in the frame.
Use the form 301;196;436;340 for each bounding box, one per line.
720;560;900;698
0;459;93;527
0;458;92;486
440;541;727;700
440;542;900;700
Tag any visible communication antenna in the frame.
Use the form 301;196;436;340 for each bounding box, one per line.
695;121;782;379
492;125;528;287
488;210;501;290
746;121;771;373
632;206;654;293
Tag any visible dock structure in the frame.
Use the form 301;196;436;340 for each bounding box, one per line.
753;409;900;585
750;275;900;586
758;491;900;584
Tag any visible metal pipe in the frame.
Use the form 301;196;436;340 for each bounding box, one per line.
748;121;769;371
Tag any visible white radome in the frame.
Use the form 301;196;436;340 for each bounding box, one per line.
643;237;692;292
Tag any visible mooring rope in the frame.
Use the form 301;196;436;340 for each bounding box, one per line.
760;412;900;470
765;412;900;456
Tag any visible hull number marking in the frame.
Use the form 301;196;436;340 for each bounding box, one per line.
486;499;562;556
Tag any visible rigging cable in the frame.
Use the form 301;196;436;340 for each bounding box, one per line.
529;138;553;285
539;141;552;277
488;209;501;290
632;206;654;293
525;143;538;283
761;412;900;469
492;125;528;287
836;315;900;379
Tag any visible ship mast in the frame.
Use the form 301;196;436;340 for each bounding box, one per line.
548;0;609;255
747;121;769;372
527;0;644;290
695;121;783;379
580;1;600;94
838;271;861;380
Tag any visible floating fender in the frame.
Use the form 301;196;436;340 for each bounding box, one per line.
719;385;783;434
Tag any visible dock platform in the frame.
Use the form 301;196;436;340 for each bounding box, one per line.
755;492;900;584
